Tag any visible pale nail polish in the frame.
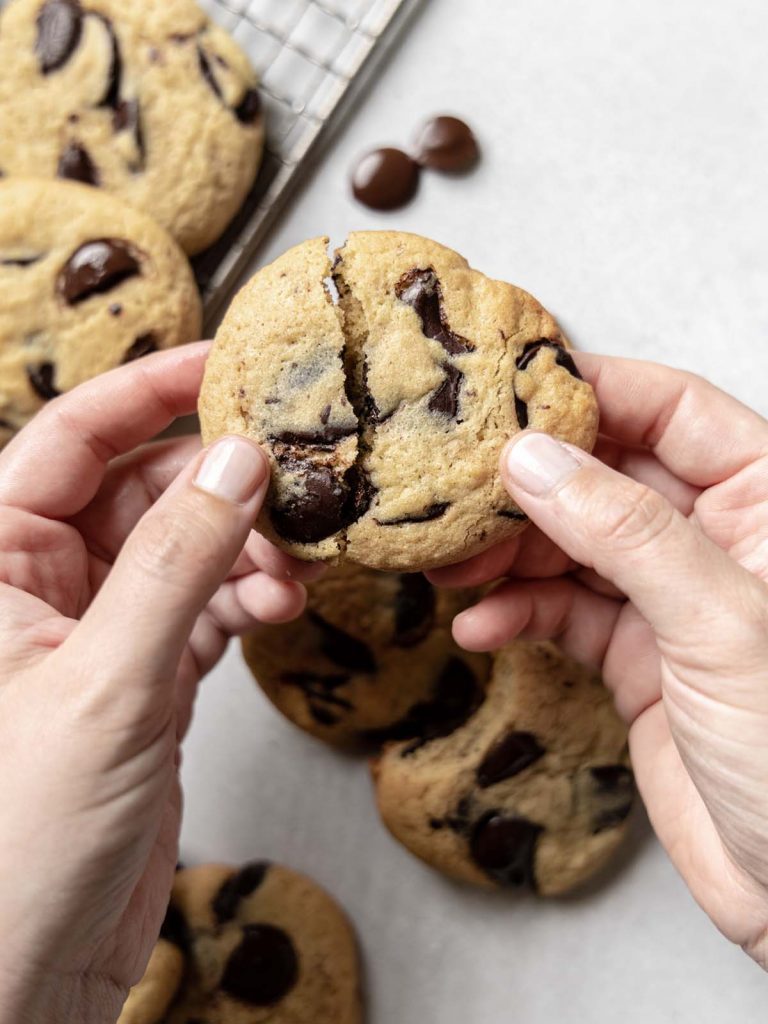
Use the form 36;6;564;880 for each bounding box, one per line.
194;437;266;504
504;433;582;497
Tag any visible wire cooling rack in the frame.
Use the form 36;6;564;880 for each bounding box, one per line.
194;0;423;331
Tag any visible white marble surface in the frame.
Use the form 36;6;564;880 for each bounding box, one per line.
181;0;768;1020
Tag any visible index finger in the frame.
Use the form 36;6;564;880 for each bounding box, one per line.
0;342;210;518
576;353;768;487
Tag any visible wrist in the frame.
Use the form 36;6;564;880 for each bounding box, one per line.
0;964;125;1024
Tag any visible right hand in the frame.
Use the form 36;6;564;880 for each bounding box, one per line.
430;354;768;969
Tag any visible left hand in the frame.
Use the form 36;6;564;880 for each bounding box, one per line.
0;343;321;1024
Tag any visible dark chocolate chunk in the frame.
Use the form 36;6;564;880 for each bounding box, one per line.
351;147;420;211
220;924;298;1006
123;333;158;363
393;574;436;647
395;268;474;355
271;464;348;544
514;393;528;429
92;14;121;109
428;362;463;419
413;115;480;173
470;812;543;888
308;704;339;726
372;657;484;752
159;902;190;950
27;363;60;401
270;424;357;448
308;612;377;673
35;0;83;75
235;88;262;124
0;255;43;267
497;508;528;521
213;862;270;923
197;45;223;100
57;142;99;185
476;731;545;788
376;501;449;526
58;238;142;305
516;339;582;379
589;764;635;833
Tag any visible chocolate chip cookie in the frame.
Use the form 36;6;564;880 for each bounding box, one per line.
0;0;265;254
199;232;598;571
242;563;490;748
118;862;363;1024
373;640;634;896
0;178;202;444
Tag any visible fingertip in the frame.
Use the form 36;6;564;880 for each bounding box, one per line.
245;531;329;583
237;573;307;624
452;606;512;653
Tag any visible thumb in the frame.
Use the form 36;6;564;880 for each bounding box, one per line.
69;436;269;693
500;432;764;665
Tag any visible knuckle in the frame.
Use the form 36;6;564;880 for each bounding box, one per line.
592;482;676;553
128;504;224;588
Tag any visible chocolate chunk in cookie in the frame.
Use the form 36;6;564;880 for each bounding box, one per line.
58;238;142;304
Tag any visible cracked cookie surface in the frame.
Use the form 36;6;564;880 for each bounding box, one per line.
118;862;363;1024
373;640;634;896
0;178;201;444
0;0;265;254
199;232;599;571
242;563;490;748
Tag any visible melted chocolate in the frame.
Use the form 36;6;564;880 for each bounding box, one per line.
270;424;357;448
236;88;262;125
428;362;463;419
413;115;479;172
376;501;449;526
123;334;158;363
93;13;121;109
26;363;60;401
159;902;191;950
57;142;99;185
308;612;377;673
1;255;43;267
497;508;528;521
514;393;529;430
351;147;420;211
395;268;474;355
213;862;270;923
113;100;145;169
197;45;223;100
516;339;582;379
589;765;635;833
476;731;545;788
35;0;83;75
58;239;142;305
393;574;436;647
220;924;298;1006
470;812;543;888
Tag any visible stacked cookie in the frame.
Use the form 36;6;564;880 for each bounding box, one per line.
0;0;267;441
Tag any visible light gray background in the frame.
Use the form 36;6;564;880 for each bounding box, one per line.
181;1;768;1021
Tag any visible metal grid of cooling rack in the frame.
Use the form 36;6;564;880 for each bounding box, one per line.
195;0;423;331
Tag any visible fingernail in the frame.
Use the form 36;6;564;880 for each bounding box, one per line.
194;437;267;504
504;433;582;497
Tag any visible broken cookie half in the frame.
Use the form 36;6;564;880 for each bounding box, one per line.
198;232;599;571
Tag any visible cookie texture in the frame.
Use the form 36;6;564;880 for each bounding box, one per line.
118;862;363;1024
243;563;490;748
199;232;599;571
0;0;265;254
373;640;634;896
0;178;201;443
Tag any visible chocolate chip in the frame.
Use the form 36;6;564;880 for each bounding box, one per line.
351;147;420;211
372;657;484;752
308;705;339;726
476;731;545;788
270;424;357;448
393;574;436;647
197;45;223;101
589;765;635;833
220;924;298;1006
58;239;142;305
235;88;262;125
35;0;83;75
57;142;99;185
514;394;528;429
0;255;43;267
497;509;528;521
308;612;377;673
213;862;271;923
27;363;60;401
413;115;479;173
376;502;450;526
271;464;348;544
396;268;474;356
470;812;543;888
123;333;158;363
428;362;463;419
516;339;582;379
92;14;121;109
159;902;191;950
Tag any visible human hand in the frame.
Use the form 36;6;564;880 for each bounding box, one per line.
430;354;768;969
0;343;323;1023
